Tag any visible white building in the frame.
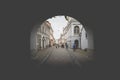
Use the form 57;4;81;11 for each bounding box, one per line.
36;21;52;50
80;26;88;49
49;26;55;46
63;16;88;49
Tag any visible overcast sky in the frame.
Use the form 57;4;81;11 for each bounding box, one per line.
47;16;68;39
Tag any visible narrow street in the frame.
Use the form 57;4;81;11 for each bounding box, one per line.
30;16;94;69
32;46;93;68
44;47;74;67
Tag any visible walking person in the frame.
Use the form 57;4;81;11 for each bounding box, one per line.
61;44;64;48
73;43;76;52
65;43;68;50
56;44;57;48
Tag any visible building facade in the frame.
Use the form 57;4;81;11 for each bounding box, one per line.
49;25;55;46
80;26;88;49
36;21;54;50
58;34;64;46
63;16;88;49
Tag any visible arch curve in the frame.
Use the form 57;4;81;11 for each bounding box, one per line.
30;15;94;56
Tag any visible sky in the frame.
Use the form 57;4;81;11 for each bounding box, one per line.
47;16;68;39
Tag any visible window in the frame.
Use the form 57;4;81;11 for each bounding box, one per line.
74;26;79;34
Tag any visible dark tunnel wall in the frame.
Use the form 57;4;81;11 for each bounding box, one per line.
3;1;119;79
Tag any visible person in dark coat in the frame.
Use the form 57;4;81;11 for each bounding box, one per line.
65;43;68;49
73;43;76;51
56;44;57;48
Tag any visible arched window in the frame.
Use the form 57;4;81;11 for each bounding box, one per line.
74;26;79;34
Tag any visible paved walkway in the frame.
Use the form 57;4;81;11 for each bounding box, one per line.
44;47;74;67
32;47;94;68
31;47;54;62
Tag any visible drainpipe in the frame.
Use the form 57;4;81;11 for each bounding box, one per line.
79;32;81;49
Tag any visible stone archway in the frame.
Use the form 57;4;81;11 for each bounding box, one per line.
30;15;94;55
74;39;79;48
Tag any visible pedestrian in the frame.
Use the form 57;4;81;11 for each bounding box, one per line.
66;43;68;49
56;44;57;48
66;44;68;50
61;44;63;48
73;43;76;52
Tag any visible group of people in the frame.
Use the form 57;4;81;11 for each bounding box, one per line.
55;44;64;48
55;43;68;49
55;43;77;52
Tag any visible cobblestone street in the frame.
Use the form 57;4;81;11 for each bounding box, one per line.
32;46;93;68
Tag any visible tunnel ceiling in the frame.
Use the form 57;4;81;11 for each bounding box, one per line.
20;8;95;28
17;2;99;32
25;14;96;32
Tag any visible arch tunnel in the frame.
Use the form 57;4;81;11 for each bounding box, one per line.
27;14;96;70
15;6;99;71
30;15;94;55
3;0;118;79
